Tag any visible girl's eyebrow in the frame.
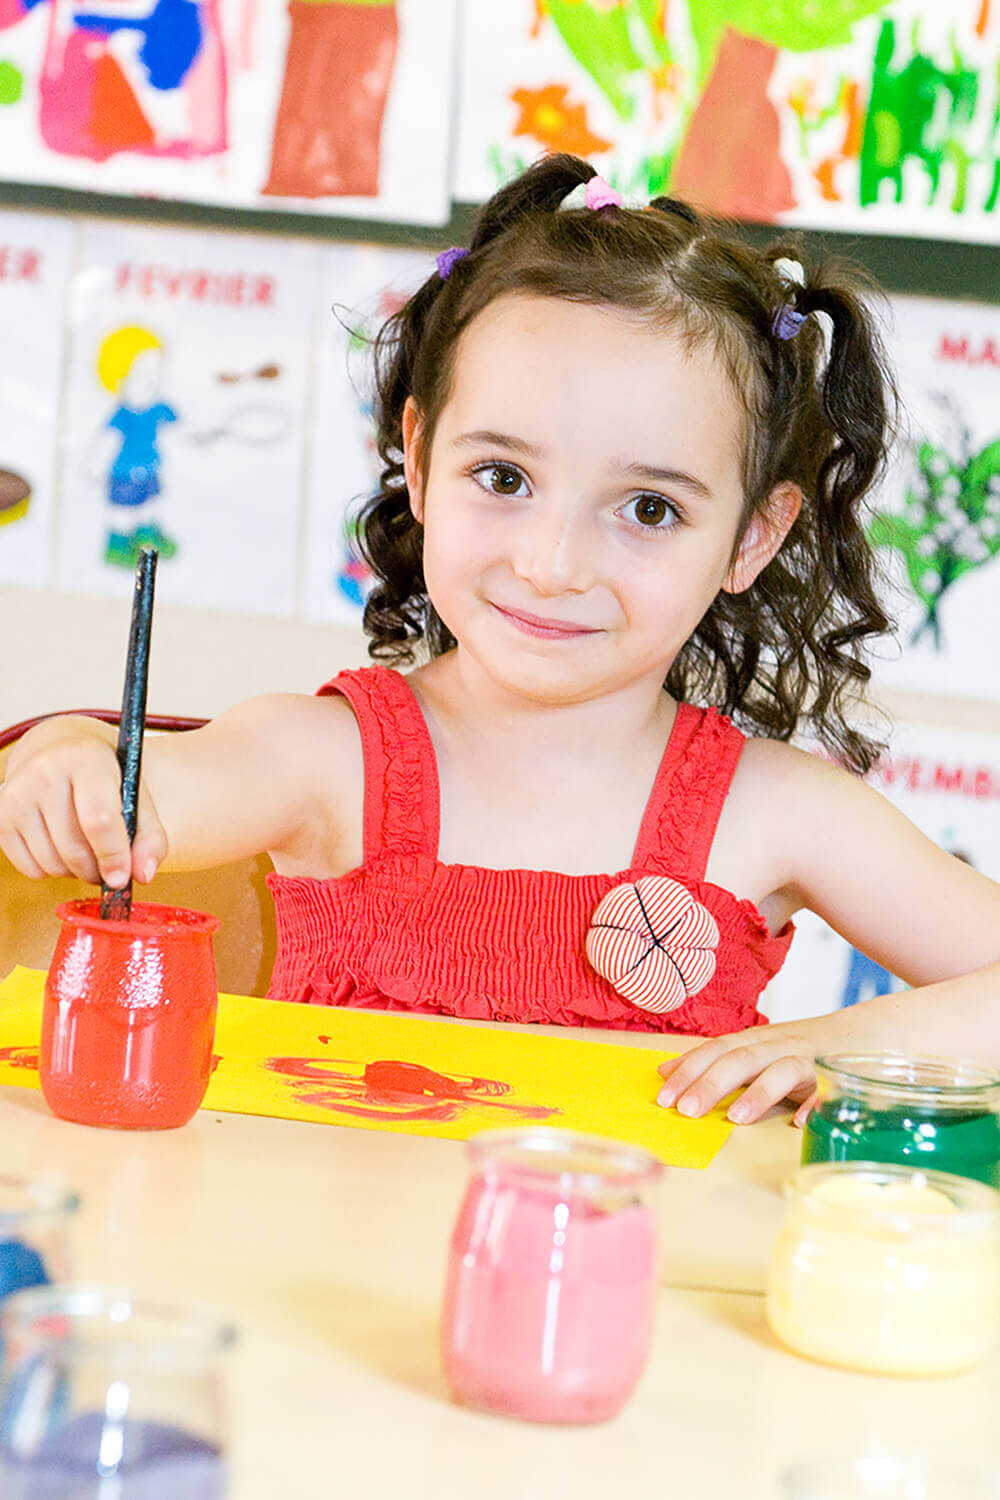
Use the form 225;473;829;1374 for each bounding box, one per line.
618;460;713;499
451;430;713;500
451;429;544;458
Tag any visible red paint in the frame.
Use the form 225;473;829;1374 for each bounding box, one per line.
41;901;219;1131
91;52;156;153
671;30;795;221
263;1;399;198
0;1046;40;1070
263;1055;559;1124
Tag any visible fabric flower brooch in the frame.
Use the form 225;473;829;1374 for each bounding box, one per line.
585;876;719;1014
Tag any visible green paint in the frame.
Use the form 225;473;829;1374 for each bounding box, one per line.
803;1096;1000;1188
870;425;1000;649
686;0;892;84
542;0;673;122
0;62;23;107
860;18;998;214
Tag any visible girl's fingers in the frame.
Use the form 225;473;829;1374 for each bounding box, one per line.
655;1038;734;1108
14;808;72;879
131;784;168;884
0;826;46;880
725;1057;818;1125
792;1090;819;1129
655;1054;688;1083
38;783;102;883
658;1038;816;1118
71;777;132;888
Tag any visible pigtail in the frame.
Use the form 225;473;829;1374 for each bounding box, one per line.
357;275;443;661
468;154;594;249
796;279;897;766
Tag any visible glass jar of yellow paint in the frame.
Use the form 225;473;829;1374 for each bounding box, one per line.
767;1162;1000;1376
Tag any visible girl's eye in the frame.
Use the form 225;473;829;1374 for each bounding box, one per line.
621;494;679;530
472;463;529;498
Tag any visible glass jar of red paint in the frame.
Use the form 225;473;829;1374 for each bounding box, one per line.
441;1128;663;1424
41;901;220;1131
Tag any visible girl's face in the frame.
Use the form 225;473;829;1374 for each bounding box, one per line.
405;294;797;707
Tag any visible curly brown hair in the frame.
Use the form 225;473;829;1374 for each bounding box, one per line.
356;153;897;773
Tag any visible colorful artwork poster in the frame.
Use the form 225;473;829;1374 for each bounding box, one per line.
455;1;1000;243
765;722;1000;1023
865;293;1000;698
303;243;434;626
57;219;317;615
0;0;457;226
0;209;73;589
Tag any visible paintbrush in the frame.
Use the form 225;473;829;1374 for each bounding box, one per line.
100;546;158;921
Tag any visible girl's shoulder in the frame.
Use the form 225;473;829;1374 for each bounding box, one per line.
732;731;867;820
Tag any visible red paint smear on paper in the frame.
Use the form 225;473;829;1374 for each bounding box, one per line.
0;1045;39;1071
671;29;795;220
263;1055;560;1124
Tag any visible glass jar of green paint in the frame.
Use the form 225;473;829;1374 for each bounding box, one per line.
801;1054;1000;1188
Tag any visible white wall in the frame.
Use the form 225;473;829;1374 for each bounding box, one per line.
0;582;369;726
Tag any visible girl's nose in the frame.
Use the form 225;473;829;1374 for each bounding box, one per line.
510;508;593;596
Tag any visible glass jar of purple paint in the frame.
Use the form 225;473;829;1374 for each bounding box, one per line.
0;1285;237;1498
0;1178;77;1312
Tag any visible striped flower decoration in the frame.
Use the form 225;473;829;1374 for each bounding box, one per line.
585;876;719;1015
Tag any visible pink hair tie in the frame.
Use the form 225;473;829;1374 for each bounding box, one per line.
584;175;622;211
436;246;468;280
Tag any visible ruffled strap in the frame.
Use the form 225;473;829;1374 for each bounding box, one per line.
316;667;440;861
630;704;745;881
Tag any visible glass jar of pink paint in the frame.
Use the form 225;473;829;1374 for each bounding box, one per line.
441;1128;663;1424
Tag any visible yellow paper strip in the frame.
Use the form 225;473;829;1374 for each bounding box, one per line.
0;968;733;1168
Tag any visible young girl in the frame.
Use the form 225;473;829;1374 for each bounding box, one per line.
4;155;1000;1124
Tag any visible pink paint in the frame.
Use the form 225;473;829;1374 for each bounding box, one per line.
441;1130;662;1424
0;0;28;29
41;900;219;1131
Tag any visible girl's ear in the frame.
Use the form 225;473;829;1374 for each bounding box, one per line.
402;397;426;524
722;482;802;594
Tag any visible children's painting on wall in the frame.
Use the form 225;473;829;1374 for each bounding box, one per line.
0;0;457;225
302;244;433;626
767;722;1000;1022
58;219;316;615
456;1;1000;242
869;294;1000;698
0;210;72;589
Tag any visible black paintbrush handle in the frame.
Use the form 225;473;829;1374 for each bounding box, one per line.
100;547;158;920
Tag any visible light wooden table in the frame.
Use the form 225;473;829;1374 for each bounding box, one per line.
2;1025;998;1500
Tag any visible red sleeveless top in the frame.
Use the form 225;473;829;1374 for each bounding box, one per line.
266;667;793;1035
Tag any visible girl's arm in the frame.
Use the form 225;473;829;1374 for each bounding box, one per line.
0;694;362;888
657;743;1000;1123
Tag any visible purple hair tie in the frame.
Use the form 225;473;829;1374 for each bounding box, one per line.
436;246;468;280
771;303;807;341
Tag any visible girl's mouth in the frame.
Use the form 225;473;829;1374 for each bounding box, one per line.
491;603;602;640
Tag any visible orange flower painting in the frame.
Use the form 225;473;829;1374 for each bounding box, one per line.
510;84;612;156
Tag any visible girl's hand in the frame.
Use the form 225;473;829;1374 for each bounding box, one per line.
655;1020;837;1125
0;720;167;888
